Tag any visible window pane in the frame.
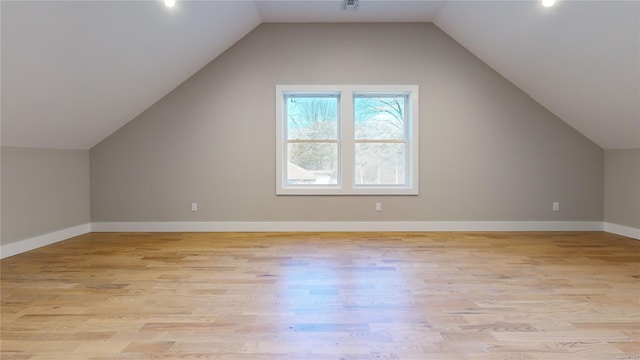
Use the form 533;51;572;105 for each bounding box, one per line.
354;96;405;140
286;96;338;140
287;143;338;185
354;143;405;185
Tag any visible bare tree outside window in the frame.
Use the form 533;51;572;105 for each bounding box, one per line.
285;96;338;184
276;85;418;195
354;95;407;185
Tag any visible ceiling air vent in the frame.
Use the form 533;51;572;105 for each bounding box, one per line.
344;0;359;10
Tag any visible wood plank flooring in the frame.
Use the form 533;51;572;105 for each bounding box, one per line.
1;231;639;359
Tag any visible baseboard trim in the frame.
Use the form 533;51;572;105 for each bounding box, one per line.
0;221;613;258
91;221;603;233
0;223;91;259
603;222;640;240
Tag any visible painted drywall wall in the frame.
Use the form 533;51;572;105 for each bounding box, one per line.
605;149;640;228
1;147;90;245
90;23;603;223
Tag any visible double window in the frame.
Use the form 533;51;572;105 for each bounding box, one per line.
276;85;419;195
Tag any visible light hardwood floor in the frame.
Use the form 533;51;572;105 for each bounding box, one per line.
1;231;639;359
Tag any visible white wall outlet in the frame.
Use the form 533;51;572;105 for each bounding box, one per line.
552;202;559;211
376;202;382;212
191;203;197;212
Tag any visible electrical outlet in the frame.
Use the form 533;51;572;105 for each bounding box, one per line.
191;203;197;212
552;202;559;211
376;202;382;212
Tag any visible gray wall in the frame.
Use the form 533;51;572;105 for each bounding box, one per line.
604;149;640;228
1;147;90;245
90;23;603;223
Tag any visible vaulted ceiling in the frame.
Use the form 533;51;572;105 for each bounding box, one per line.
2;0;638;150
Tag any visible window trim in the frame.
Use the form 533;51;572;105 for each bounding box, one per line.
276;85;419;195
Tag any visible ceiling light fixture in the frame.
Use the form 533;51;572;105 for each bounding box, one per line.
542;0;556;7
164;0;176;8
344;0;359;10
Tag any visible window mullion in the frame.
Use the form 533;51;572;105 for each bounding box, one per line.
355;139;405;144
288;140;338;144
341;91;354;190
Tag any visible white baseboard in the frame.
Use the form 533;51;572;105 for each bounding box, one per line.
0;223;91;259
0;221;613;259
90;221;603;233
604;222;640;240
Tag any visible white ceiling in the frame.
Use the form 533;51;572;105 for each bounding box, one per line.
255;0;446;22
1;0;638;150
435;0;639;150
1;1;261;149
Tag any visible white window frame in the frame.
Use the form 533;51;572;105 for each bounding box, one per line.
276;85;419;195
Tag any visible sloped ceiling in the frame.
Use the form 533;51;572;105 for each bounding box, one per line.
1;0;638;150
1;1;261;149
434;0;639;150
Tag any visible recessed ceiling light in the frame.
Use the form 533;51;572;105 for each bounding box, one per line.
542;0;556;8
164;0;176;8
